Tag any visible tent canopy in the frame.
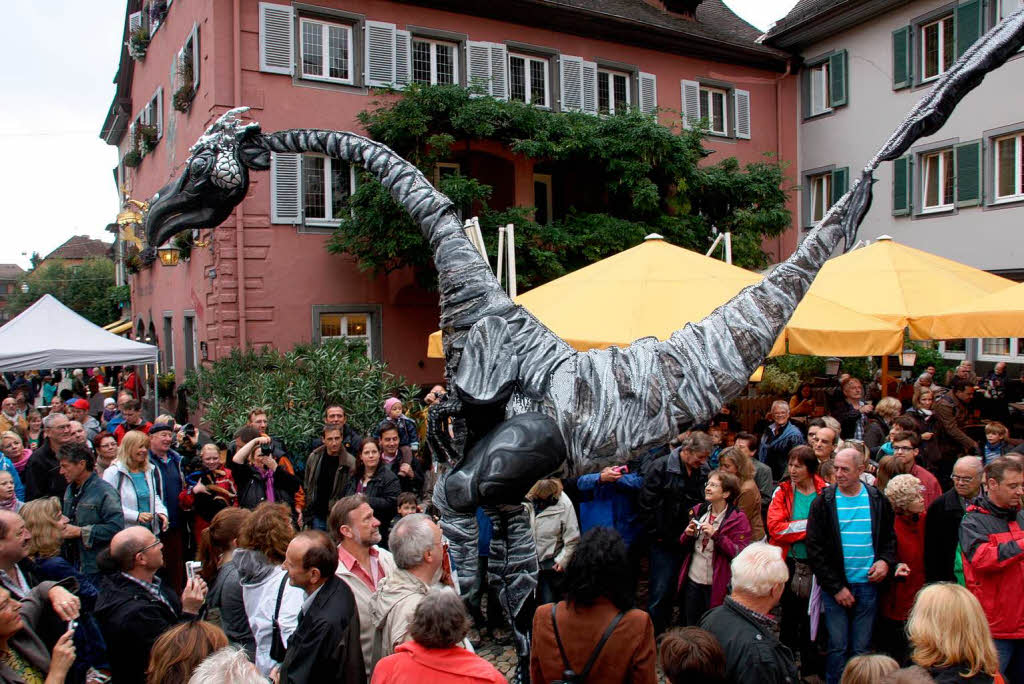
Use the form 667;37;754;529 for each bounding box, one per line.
427;237;904;358
913;281;1024;340
0;294;158;371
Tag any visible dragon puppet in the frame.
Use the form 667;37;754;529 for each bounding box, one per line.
143;8;1024;679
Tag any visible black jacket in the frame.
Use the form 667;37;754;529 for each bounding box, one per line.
638;449;708;546
805;484;897;596
700;597;799;684
831;400;865;440
24;441;65;501
228;458;301;511
925;488;968;583
927;665;996;683
343;467;401;545
94;572;195;684
279;575;365;684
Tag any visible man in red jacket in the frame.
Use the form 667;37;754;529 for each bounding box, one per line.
960;456;1024;682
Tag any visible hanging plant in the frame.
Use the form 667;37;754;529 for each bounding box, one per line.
125;253;143;274
171;231;194;261
123;149;143;168
127;26;150;61
135;123;159;153
173;58;195;113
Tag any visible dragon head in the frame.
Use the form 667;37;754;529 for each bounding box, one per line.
142;107;270;258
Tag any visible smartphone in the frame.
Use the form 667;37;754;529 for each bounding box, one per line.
185;560;202;582
67;619;78;633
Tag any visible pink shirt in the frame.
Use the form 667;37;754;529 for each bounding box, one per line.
338;544;385;592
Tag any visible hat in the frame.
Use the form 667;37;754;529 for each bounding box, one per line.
149;424;174;435
383;397;402;414
68;398;90;411
103;398;116;407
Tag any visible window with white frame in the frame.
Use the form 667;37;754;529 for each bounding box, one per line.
300;18;353;84
921;148;955;211
921;15;955;82
412;38;458;85
938;339;966;360
809;62;831;116
597;69;630;115
995;132;1024;201
302;155;355;224
808;172;833;223
699;86;729;136
509;54;549;107
319;312;372;356
982;338;1012;356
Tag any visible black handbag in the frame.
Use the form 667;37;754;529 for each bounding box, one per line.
549;603;624;684
269;573;290;662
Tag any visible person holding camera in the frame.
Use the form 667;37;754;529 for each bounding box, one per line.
228;427;301;516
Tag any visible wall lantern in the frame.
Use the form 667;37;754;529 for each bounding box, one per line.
825;357;842;376
900;347;918;368
157;243;180;267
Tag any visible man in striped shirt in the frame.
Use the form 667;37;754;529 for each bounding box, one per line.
806;448;896;684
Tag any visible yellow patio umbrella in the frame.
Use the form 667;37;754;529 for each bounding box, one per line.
802;236;1016;339
426;236;904;358
912;281;1024;339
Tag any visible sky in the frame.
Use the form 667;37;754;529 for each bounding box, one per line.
0;1;797;271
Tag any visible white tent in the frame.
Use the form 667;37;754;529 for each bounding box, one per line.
0;294;160;413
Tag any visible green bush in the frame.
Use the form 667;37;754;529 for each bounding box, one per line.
183;340;420;470
760;365;800;396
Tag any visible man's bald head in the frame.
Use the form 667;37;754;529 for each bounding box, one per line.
110;526;156;572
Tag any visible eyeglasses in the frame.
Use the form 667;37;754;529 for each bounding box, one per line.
136;539;162;556
892;446;916;453
951;475;977;483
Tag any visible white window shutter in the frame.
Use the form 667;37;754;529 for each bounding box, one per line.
681;79;700;128
191;23;201;90
559;55;583;112
734;89;751;139
155;88;163;138
271;152;302;224
129;11;142;34
395;30;411;88
581;61;598;114
171;50;181;93
639;72;657;114
365;21;397;87
259;3;293;75
488;43;508;100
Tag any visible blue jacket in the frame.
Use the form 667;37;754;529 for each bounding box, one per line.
576;471;644;547
150;449;185;529
758;421;805;479
0;455;24;502
62;472;124;575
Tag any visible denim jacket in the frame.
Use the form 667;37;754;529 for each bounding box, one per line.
63;472;125;575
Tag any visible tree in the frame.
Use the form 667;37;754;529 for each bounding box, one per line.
326;84;793;289
7;258;121;326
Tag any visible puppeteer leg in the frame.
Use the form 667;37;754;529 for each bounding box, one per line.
487;503;538;683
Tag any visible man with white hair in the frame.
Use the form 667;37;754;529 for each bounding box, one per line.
699;542;798;683
925;455;983;582
189;646;266;684
759;401;805;481
370;513;453;664
24;411;74;499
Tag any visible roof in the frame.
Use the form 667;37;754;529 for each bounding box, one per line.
0;265;25;281
43;235;113;261
764;0;912;50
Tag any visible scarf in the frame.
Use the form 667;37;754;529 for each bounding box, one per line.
0;497;20;512
381;450;398;466
259;467;275;502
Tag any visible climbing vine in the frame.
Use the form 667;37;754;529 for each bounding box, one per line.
327;84;793;288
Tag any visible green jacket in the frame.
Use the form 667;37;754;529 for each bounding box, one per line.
63;472;125;575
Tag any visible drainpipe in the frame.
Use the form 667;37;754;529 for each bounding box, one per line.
233;0;248;347
776;57;794;262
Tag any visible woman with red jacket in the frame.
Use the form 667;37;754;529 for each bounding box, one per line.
767;445;827;674
677;470;752;626
878;473;928;664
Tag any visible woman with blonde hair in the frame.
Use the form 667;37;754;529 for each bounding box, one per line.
878;474;927;663
526;478;580;605
717;446;765;540
102;429;168;534
147;620;228;684
907;583;1001;682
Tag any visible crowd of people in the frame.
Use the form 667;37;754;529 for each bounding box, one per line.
0;360;1020;683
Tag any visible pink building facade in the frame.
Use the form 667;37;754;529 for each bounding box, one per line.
101;0;799;386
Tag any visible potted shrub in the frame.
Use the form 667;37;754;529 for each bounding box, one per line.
157;371;177;396
173;58;195;113
135;123;159;153
127;25;150;61
123;148;142;168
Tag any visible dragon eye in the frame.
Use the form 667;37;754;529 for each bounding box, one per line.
189;155;211;175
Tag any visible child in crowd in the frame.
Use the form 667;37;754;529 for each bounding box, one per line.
707;426;724;469
980;421;1011;464
0;471;22;512
389;492;420;532
377;397;420;454
818;459;835;485
0;441;25;502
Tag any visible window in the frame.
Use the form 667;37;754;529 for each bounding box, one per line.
412;38;457;85
509;54;549;107
982;338;1012;356
533;174;553;225
699;86;728;136
921;15;955;81
300;18;353;84
433;162;460;187
808;172;833;223
302;155;355;224
162;315;174;372
995;133;1024;201
808;62;831;116
597;69;630;115
319;312;372;356
183;313;197;372
921;148;955;211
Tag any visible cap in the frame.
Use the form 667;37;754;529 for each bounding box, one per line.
68;398;90;410
383;397;402;413
149;424;174;435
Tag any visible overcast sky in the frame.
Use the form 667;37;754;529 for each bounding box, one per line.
0;1;796;271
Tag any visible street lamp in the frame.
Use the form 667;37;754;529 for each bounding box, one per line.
825;357;842;376
900;346;918;368
157;243;180;267
19;282;28;294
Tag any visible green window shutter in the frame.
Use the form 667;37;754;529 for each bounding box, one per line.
893;26;912;90
893;156;912;215
831;167;850;205
829;50;848;107
956;0;984;58
955;140;982;207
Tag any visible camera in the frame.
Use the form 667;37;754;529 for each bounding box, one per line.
260;440;273;456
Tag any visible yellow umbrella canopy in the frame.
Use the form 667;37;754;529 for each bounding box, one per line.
912;281;1024;339
803;236;1015;339
427;237;904;358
